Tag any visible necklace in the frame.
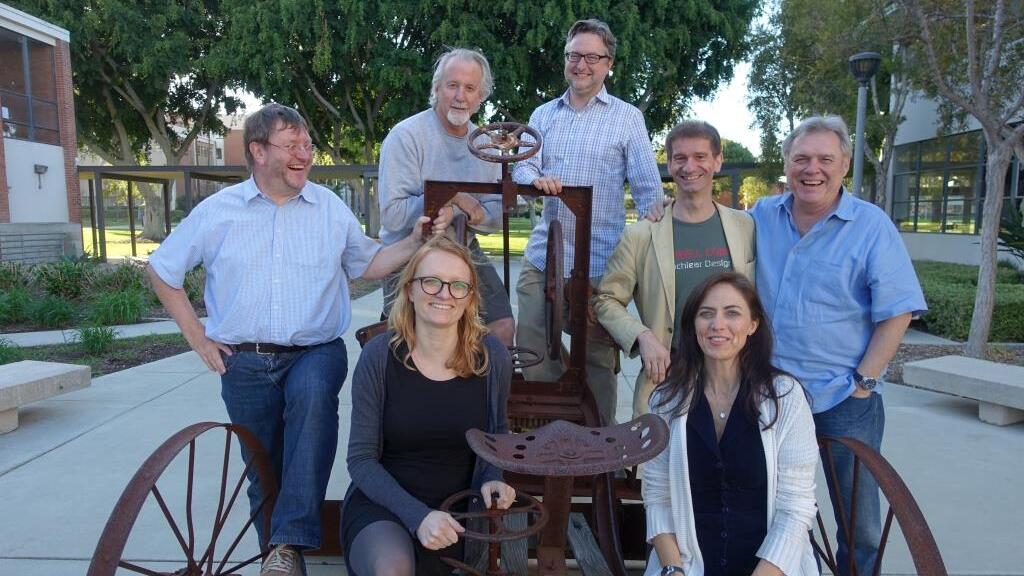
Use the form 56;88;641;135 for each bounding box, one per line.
706;385;739;421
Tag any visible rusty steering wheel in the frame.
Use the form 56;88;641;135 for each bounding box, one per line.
468;122;542;164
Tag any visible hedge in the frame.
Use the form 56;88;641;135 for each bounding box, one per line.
914;261;1024;342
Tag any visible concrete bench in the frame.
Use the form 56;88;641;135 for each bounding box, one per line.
0;361;91;433
902;355;1024;425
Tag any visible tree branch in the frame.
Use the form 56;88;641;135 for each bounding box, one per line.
909;1;977;118
983;0;1007;98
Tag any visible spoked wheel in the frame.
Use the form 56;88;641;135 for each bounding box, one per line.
544;220;564;362
438;489;548;576
468;122;543;164
88;422;278;576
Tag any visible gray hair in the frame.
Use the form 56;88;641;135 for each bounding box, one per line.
782;115;853;160
428;47;494;108
566;19;617;60
243;103;309;169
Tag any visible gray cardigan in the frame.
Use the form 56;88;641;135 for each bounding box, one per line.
345;331;512;533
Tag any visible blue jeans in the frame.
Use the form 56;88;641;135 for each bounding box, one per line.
813;392;885;576
220;338;347;550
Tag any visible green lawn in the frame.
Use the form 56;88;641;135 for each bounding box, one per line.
475;217;533;259
82;226;160;259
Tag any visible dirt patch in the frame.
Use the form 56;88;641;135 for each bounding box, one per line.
888;343;1024;384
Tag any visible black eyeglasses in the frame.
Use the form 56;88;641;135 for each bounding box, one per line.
263;141;316;156
565;51;611;64
414;276;473;299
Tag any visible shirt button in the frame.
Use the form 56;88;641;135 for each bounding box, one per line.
721;530;728;538
720;558;728;566
723;506;730;514
715;461;724;470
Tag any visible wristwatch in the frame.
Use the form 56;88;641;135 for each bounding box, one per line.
661;566;685;576
853;370;878;391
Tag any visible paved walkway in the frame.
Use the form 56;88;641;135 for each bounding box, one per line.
1;260;1021;575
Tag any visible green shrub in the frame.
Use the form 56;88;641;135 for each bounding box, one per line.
74;325;118;355
28;295;76;328
0;337;23;365
915;260;1024;342
88;289;148;325
34;258;93;300
0;287;32;324
92;261;147;292
184;265;206;306
0;261;32;291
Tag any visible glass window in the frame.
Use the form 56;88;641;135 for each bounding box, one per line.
943;168;979;234
948;131;983;166
916;172;944;233
892;174;918;231
0;29;58;145
920;138;946;171
894;142;918;174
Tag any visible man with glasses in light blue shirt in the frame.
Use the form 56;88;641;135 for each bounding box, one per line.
148;104;435;576
512;18;664;426
751;115;926;576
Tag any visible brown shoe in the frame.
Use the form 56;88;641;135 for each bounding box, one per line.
261;544;302;576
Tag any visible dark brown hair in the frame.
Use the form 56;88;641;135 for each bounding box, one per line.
652;272;793;429
665;120;723;158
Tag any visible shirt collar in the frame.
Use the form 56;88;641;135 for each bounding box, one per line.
557;85;610;109
244;177;317;204
777;187;855;222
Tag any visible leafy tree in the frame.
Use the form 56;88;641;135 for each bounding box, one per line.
12;0;240;241
898;0;1024;356
721;139;756;163
740;176;773;208
221;0;758;162
747;0;911;206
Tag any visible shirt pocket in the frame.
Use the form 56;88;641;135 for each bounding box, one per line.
803;259;860;324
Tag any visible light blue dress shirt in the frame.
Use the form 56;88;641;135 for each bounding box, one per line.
513;87;663;278
149;178;381;346
751;190;927;413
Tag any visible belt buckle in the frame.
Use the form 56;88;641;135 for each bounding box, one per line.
254;342;273;355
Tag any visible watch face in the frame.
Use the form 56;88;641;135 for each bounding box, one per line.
860;378;877;390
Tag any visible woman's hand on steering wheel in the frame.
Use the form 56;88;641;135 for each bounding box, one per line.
416;510;465;550
480;480;516;510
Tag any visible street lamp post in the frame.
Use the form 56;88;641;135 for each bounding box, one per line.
848;51;882;198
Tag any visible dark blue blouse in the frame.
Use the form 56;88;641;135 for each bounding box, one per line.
687;392;769;576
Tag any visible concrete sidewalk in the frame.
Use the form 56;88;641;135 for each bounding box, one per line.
1;260;1021;575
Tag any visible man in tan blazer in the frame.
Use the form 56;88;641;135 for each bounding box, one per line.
593;120;755;418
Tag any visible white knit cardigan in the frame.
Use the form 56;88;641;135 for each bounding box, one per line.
643;375;820;576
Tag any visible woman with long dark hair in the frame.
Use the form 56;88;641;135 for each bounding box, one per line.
643;272;819;576
343;236;515;575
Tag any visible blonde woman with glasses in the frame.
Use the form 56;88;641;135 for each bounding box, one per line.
343;236;515;575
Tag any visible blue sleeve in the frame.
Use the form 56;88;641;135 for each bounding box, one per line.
866;212;927;322
148;203;206;289
624;107;663;218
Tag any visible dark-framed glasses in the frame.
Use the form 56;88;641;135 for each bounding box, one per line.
414;276;473;299
564;51;611;64
264;141;316;157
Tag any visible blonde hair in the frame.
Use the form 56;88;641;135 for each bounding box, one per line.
388;236;490;377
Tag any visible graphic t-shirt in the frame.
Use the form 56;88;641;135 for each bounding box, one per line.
672;210;733;347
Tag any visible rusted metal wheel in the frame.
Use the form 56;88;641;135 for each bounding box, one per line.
439;489;548;542
544;220;564;362
88;422;278;576
813;436;947;576
468;122;542;164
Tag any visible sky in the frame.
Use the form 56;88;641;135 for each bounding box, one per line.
689;61;762;158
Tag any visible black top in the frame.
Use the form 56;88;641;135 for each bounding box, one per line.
687;392;769;576
381;350;489;509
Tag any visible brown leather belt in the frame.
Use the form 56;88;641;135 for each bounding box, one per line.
232;342;310;354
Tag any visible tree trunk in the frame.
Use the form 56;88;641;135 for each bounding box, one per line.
363;140;381;238
139;183;168;241
965;137;1012;358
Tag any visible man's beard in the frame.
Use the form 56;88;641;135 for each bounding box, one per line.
447;108;472;127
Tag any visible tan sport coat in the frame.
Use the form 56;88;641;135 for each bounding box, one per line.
593;201;755;417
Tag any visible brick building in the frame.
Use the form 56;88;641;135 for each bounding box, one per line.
0;3;81;262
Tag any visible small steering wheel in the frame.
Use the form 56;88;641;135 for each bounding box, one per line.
468;122;543;164
507;346;542;371
438;489;548;543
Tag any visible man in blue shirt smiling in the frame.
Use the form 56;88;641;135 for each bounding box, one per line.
148;104;434;576
750;115;926;576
